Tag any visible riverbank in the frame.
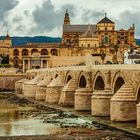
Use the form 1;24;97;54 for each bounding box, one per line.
0;92;140;140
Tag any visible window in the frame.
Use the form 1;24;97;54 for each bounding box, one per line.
22;49;28;56
51;49;58;56
88;44;90;47
105;27;107;30
104;36;109;44
13;49;19;56
31;49;38;54
41;49;48;55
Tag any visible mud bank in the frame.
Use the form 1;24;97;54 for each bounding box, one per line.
0;92;140;140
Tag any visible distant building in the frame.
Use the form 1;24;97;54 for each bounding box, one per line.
0;10;138;71
0;33;12;64
62;12;136;47
124;49;140;64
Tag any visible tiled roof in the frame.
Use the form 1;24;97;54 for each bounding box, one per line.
98;17;114;24
63;24;96;33
80;25;97;38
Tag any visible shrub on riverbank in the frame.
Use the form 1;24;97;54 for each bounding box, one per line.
0;64;12;68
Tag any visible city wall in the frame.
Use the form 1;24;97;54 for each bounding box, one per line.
0;74;26;91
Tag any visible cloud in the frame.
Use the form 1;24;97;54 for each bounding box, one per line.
81;9;105;24
116;10;140;37
32;0;76;33
0;0;19;20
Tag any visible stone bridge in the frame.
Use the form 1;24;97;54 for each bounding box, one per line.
15;64;140;128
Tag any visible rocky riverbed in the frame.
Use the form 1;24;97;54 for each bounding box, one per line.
0;92;140;140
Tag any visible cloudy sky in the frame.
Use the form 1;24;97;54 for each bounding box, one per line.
0;0;140;38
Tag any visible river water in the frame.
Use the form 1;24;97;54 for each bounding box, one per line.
0;99;63;136
0;95;140;139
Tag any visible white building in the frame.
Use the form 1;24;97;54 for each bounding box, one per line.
124;49;140;64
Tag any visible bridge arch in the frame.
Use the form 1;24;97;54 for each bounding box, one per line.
64;71;73;84
55;74;58;78
112;71;125;94
135;83;140;103
93;71;105;91
78;71;88;88
79;75;87;88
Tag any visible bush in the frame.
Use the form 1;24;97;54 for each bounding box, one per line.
0;64;12;68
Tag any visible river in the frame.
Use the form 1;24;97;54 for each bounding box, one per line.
0;99;63;136
0;93;140;140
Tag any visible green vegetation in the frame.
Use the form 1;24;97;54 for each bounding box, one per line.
0;64;12;68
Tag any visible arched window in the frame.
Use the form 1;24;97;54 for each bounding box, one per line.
79;75;86;88
67;75;72;83
13;49;19;56
31;49;38;54
104;36;109;44
94;76;105;90
114;77;125;93
51;49;58;56
22;49;28;56
41;49;48;55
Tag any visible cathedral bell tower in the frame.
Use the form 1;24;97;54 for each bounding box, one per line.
64;9;70;25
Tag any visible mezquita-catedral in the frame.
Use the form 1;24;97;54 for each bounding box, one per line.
0;10;138;72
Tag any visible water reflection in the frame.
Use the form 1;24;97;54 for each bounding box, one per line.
0;99;62;136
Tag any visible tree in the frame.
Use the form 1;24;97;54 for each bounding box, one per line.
113;44;119;63
129;46;134;54
101;51;106;64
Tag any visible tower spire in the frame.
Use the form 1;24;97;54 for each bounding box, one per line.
105;12;107;17
64;9;70;25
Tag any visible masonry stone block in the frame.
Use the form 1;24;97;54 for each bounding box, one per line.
58;79;78;107
15;79;29;94
92;90;113;116
75;88;92;111
111;83;136;121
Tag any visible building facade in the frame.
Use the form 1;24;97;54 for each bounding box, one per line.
0;33;12;64
62;12;136;47
0;10;137;71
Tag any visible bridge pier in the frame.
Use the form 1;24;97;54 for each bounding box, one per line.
35;76;52;101
23;76;43;98
15;79;29;94
137;103;140;128
45;75;64;104
91;90;112;116
58;78;78;107
74;88;92;111
110;83;136;121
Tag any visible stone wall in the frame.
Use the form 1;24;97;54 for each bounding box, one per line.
0;74;26;91
0;68;17;74
49;55;104;67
